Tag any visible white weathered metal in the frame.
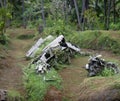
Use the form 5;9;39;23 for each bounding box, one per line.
0;89;7;101
26;38;44;57
66;42;80;52
29;35;81;74
42;35;64;52
26;35;54;58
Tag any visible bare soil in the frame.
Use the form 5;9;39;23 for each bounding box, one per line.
44;86;62;101
0;28;35;93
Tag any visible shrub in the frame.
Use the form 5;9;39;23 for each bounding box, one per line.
43;19;73;37
23;65;62;101
17;34;35;40
0;34;9;45
110;23;120;30
98;67;114;77
68;31;120;54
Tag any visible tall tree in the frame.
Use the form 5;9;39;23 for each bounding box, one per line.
81;0;89;31
106;0;111;30
0;0;3;7
113;0;116;23
22;0;26;28
41;0;46;27
104;0;107;29
73;0;81;30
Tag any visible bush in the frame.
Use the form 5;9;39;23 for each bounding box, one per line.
43;19;73;37
23;65;62;101
0;34;9;45
17;34;35;40
68;31;120;54
98;67;114;77
110;23;120;30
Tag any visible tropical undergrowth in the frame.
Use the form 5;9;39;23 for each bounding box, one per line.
23;65;62;101
68;30;120;54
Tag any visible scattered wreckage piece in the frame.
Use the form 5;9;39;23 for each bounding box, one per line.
85;55;119;77
31;35;81;74
0;89;7;101
26;35;54;58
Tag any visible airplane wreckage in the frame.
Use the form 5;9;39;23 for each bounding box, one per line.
26;35;82;73
26;35;119;76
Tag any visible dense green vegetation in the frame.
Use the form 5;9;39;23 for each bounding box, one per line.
23;65;62;101
68;30;120;54
0;0;120;45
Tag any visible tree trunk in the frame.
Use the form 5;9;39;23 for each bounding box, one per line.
41;0;46;27
64;0;68;24
113;0;116;23
104;0;107;29
73;0;81;30
106;0;111;30
0;0;3;7
85;0;89;9
22;0;26;28
4;0;6;6
81;0;86;31
95;0;98;9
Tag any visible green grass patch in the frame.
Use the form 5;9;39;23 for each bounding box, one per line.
98;67;115;77
68;30;120;54
23;64;62;101
17;34;35;40
8;90;23;101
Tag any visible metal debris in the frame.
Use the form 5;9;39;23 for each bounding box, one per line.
85;55;119;77
30;35;81;74
0;89;7;101
26;35;54;58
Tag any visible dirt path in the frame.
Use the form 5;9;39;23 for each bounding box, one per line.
59;57;88;101
0;28;35;93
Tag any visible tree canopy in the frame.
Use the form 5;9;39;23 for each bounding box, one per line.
0;0;120;30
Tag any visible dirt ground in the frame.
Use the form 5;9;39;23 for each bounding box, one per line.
0;28;35;93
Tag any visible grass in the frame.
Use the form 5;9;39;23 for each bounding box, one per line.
98;67;115;77
8;90;23;101
68;30;120;54
78;72;120;95
17;34;35;40
23;64;62;101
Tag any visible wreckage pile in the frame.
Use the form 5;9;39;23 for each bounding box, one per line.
26;35;81;74
26;35;119;76
85;55;119;77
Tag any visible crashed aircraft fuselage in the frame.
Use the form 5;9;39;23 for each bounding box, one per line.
31;35;80;73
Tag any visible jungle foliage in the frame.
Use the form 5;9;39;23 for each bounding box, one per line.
0;0;119;30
